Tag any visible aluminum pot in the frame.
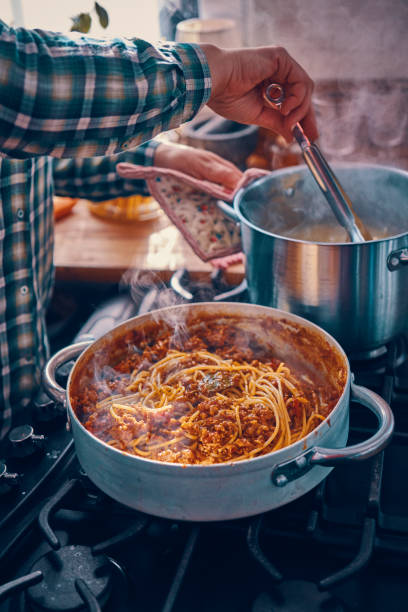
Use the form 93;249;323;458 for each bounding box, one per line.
220;163;408;353
43;302;394;522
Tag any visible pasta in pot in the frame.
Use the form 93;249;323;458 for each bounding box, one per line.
74;321;342;465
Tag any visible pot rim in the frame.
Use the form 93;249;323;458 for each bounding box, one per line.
234;162;408;246
66;302;351;473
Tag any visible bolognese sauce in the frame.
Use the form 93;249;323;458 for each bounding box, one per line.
73;321;343;465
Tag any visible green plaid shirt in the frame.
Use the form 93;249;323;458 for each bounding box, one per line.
0;19;211;437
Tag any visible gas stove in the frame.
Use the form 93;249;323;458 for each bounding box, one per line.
1;271;408;612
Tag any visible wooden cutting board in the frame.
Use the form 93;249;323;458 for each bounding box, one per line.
53;199;245;284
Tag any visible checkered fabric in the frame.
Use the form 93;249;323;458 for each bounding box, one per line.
0;19;211;437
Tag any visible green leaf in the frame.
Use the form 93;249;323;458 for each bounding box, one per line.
70;13;92;33
95;2;109;28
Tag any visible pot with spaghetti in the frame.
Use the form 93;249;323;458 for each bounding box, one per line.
44;302;394;521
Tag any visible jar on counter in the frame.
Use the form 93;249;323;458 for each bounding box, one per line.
246;129;301;170
245;128;274;169
268;135;302;170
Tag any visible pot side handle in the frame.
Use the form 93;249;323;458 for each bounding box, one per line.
387;247;408;271
215;199;239;221
43;341;93;405
310;383;395;466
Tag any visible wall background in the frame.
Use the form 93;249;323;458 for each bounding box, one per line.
199;0;408;79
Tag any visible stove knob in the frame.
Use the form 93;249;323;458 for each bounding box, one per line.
0;461;20;495
8;425;45;458
33;390;65;423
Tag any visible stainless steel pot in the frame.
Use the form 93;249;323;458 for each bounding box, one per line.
222;163;408;352
43;303;394;522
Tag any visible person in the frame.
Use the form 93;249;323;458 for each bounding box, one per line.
0;18;317;437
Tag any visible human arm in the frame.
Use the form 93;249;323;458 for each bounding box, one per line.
53;140;243;200
0;20;210;159
53;140;159;199
0;20;317;160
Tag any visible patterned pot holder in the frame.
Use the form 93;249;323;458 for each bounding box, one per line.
116;162;269;262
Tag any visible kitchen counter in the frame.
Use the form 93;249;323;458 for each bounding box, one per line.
54;199;245;284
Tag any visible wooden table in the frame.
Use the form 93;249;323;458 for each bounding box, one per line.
54;200;245;285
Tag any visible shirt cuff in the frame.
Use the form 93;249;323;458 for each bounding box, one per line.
158;42;212;125
140;138;161;165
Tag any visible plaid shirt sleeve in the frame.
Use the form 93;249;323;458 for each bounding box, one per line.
0;19;211;159
52;140;159;199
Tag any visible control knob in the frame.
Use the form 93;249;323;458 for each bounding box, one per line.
0;461;20;495
8;425;45;458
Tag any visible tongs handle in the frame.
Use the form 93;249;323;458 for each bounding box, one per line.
263;83;367;243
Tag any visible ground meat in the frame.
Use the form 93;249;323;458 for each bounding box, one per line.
141;337;170;363
115;352;143;373
71;321;343;465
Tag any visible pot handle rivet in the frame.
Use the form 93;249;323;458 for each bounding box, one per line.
295;456;307;469
271;450;314;486
274;474;289;487
387;248;408;271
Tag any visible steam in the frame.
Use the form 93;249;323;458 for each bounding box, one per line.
78;269;189;407
245;0;408;165
313;80;407;161
120;269;172;307
120;268;191;349
247;0;408;79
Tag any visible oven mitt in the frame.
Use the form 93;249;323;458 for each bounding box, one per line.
116;162;269;262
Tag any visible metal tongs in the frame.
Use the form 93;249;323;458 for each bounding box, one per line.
263;83;370;242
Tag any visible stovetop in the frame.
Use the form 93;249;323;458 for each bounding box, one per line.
1;270;408;612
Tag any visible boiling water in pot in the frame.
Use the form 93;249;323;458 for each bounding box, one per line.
266;220;389;243
243;167;408;243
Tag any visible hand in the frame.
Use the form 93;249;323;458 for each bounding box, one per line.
200;44;318;144
154;142;243;191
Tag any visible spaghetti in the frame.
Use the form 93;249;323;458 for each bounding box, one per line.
83;342;330;465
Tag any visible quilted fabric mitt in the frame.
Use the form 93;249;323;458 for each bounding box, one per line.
116;162;269;262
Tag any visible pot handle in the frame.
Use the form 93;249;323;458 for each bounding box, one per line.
42;341;93;405
215;199;239;221
272;383;394;487
387;247;408;271
310;382;394;466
